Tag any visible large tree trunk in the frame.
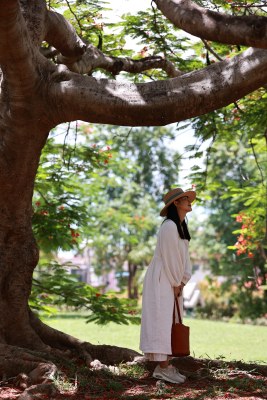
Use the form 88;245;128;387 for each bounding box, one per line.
0;3;140;395
0;117;48;347
0;118;139;395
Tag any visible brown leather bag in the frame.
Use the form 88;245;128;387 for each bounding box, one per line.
171;296;190;357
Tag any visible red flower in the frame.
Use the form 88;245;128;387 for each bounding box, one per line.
256;277;263;286
238;235;244;243
41;210;49;216
237;249;246;256
236;214;243;222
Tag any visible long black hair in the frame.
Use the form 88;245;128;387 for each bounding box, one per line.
165;202;191;241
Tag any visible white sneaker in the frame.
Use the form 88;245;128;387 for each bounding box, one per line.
174;369;186;380
153;365;185;384
169;366;186;381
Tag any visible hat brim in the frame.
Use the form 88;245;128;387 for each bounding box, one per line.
160;190;196;217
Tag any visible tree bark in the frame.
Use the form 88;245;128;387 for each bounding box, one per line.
58;44;182;77
50;47;267;127
154;0;267;48
44;10;86;58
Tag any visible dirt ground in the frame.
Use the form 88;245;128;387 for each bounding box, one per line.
0;356;266;399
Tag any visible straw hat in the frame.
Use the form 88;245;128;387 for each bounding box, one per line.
160;187;196;217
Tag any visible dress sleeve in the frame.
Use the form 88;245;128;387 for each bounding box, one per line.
182;245;192;285
159;220;185;287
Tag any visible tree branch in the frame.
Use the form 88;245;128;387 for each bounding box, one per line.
20;0;47;46
49;47;267;127
0;0;38;87
43;6;181;77
0;0;32;67
58;44;182;77
202;39;223;62
249;139;265;186
153;0;267;48
45;10;86;59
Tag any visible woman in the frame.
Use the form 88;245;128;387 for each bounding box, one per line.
140;187;196;384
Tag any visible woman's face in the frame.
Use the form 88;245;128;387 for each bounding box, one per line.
174;196;192;214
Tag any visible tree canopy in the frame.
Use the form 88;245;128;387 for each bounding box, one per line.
3;0;267;129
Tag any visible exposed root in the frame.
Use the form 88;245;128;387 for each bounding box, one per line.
0;310;141;399
29;310;140;365
0;343;58;398
81;342;140;366
0;317;140;399
0;344;55;379
17;383;58;400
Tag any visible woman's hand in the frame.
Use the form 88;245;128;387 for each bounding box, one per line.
173;283;185;298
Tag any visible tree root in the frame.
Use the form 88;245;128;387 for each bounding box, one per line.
0;344;56;380
17;383;58;400
0;313;141;399
0;343;58;398
29;309;140;365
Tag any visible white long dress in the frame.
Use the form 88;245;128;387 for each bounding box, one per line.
140;219;192;359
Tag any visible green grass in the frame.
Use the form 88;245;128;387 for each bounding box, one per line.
44;314;267;363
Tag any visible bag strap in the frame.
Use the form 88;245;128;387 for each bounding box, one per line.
173;296;182;324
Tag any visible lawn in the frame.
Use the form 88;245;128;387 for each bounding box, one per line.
44;314;267;364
